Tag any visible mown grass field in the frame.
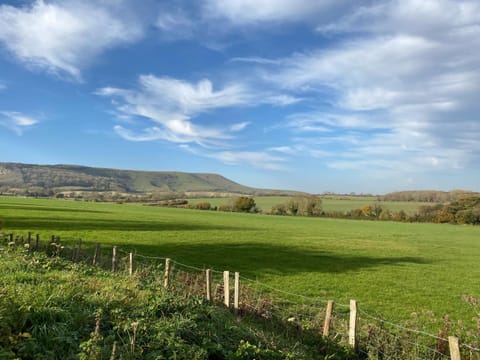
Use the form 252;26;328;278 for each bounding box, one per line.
188;196;426;214
1;196;479;331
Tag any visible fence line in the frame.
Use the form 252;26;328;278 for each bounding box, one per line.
1;231;479;359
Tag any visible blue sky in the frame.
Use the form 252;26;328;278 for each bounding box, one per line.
1;0;479;194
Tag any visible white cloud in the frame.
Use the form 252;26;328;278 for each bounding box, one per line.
208;150;286;170
156;10;196;41
98;74;298;147
287;112;390;132
98;75;254;146
262;0;480;174
0;111;39;135
179;144;287;170
203;0;346;25
0;0;143;80
230;122;250;132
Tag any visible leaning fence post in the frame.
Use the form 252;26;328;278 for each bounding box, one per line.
349;300;357;351
223;271;230;308
112;246;118;272
234;272;240;311
323;300;335;337
206;269;212;301
164;258;171;288
128;252;134;276
93;243;100;266
449;336;461;360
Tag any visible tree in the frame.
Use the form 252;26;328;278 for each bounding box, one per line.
232;197;257;213
300;196;323;216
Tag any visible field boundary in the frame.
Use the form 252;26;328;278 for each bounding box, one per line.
2;231;480;359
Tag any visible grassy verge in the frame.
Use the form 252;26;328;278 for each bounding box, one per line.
0;248;355;360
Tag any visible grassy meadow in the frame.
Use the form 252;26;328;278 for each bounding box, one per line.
1;196;479;331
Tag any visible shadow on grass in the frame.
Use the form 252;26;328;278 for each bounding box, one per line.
117;242;432;276
2;216;257;232
0;204;109;214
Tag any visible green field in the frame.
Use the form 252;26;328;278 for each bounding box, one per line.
1;196;479;331
189;195;428;214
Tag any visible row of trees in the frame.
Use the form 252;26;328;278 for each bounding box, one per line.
380;190;478;203
269;196;323;216
320;196;480;225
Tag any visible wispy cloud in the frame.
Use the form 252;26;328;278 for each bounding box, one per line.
0;111;39;135
203;0;345;25
98;74;299;148
0;0;144;80
98;75;253;147
181;144;287;170
258;0;480;174
156;9;196;41
210;150;286;170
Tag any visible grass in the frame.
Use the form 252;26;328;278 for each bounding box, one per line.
1;250;346;359
1;196;479;332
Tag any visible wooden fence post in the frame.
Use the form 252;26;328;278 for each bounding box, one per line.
234;272;240;311
349;300;357;351
223;271;230;308
449;336;461;360
128;253;134;276
35;234;39;251
206;269;212;301
9;233;13;243
27;232;32;248
164;258;171;288
323;300;335;337
112;246;118;272
93;243;100;266
75;239;82;262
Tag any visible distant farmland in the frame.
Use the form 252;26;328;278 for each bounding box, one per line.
1;196;479;331
188;195;427;214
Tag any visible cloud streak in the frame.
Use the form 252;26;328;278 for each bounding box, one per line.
0;111;39;135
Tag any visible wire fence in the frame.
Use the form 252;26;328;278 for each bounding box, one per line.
2;231;480;360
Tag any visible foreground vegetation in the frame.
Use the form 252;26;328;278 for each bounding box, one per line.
0;248;354;359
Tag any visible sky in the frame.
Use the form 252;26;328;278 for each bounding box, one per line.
0;0;479;194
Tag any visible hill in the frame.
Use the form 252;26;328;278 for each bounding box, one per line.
0;162;296;196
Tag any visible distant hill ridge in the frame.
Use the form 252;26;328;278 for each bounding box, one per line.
0;162;297;196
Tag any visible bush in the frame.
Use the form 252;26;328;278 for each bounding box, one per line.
232;197;257;213
194;202;212;210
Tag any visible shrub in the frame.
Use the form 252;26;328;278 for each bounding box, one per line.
232;197;257;213
194;202;212;210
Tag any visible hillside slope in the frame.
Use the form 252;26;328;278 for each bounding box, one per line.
0;162;289;195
